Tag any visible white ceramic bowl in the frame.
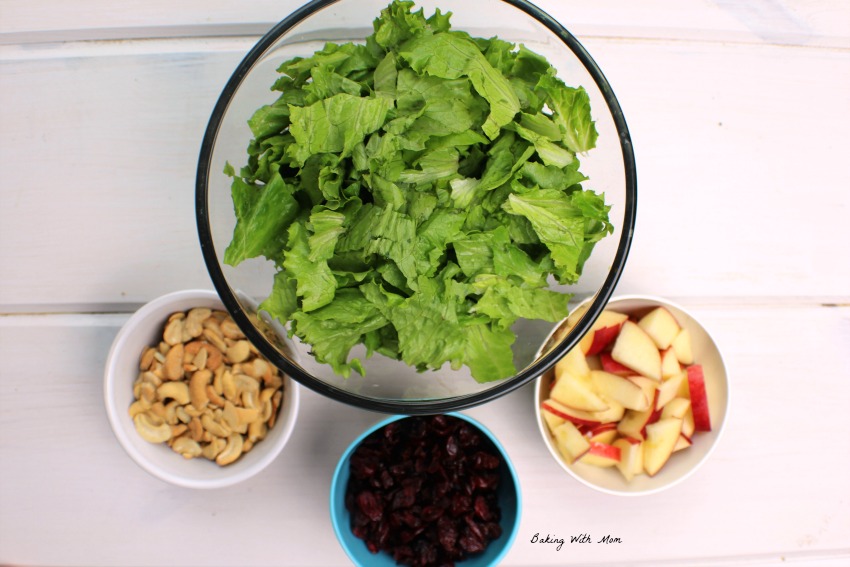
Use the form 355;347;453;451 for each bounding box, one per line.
104;289;300;489
534;295;730;495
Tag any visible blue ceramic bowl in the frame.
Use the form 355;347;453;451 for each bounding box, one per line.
330;413;521;566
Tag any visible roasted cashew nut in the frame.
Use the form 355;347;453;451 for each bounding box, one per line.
215;434;244;466
134;412;172;444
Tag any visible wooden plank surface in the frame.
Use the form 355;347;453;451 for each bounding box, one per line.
0;304;848;566
2;0;849;48
2;33;848;311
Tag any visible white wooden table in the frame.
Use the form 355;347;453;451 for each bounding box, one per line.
2;1;849;565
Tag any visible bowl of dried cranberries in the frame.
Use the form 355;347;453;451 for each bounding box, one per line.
330;413;521;567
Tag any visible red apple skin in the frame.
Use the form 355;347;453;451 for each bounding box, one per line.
686;365;712;432
639;391;663;438
643;408;663;435
588;422;618;436
600;353;636;377
588;441;621;461
541;400;601;428
586;325;622;356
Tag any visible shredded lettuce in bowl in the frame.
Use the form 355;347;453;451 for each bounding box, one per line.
223;0;613;382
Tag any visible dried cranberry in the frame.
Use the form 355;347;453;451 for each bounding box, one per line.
459;533;485;554
483;521;502;540
380;469;394;489
356;490;383;523
457;424;481;448
421;505;443;523
464;514;485;540
393;545;414;564
392;486;417;510
445;435;459;458
413;539;438;566
473;495;492;521
472;450;500;470
430;414;450;434
436;516;457;552
471;472;500;491
449;494;471;517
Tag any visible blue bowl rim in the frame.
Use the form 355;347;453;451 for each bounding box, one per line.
329;412;522;566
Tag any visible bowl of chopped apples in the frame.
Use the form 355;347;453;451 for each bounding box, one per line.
196;0;637;414
534;295;730;495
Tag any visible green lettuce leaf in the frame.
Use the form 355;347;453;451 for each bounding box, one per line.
288;93;392;164
541;75;598;153
282;220;337;312
290;288;388;377
503;189;610;284
223;172;299;265
460;317;516;382
399;31;521;139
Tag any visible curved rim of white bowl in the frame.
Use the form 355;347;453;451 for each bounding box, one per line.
534;294;731;496
329;412;522;565
103;289;301;489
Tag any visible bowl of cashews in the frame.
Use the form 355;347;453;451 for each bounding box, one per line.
104;289;300;489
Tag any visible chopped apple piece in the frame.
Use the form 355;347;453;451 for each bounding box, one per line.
617;406;654;442
613;438;643;481
600;353;635;377
587;422;618;437
610;321;662;381
628;375;658;404
582;324;621;356
660;397;691;420
541;399;601;428
673;434;692;452
591;370;651;411
541;407;566;432
681;407;695;438
596;310;630;329
552;421;591;464
676;370;691;398
554;346;591;380
686;365;712;431
656;370;687;410
589;428;618;445
579;441;621;467
643;418;683;476
588;397;625;424
550;370;609;412
646;404;663;431
638;306;681;350
580;310;629;355
671;327;694;365
565;303;590;329
660;348;681;378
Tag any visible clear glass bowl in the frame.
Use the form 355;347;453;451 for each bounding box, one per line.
196;0;637;414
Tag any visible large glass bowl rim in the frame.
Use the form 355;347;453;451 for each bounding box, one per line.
196;0;638;414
